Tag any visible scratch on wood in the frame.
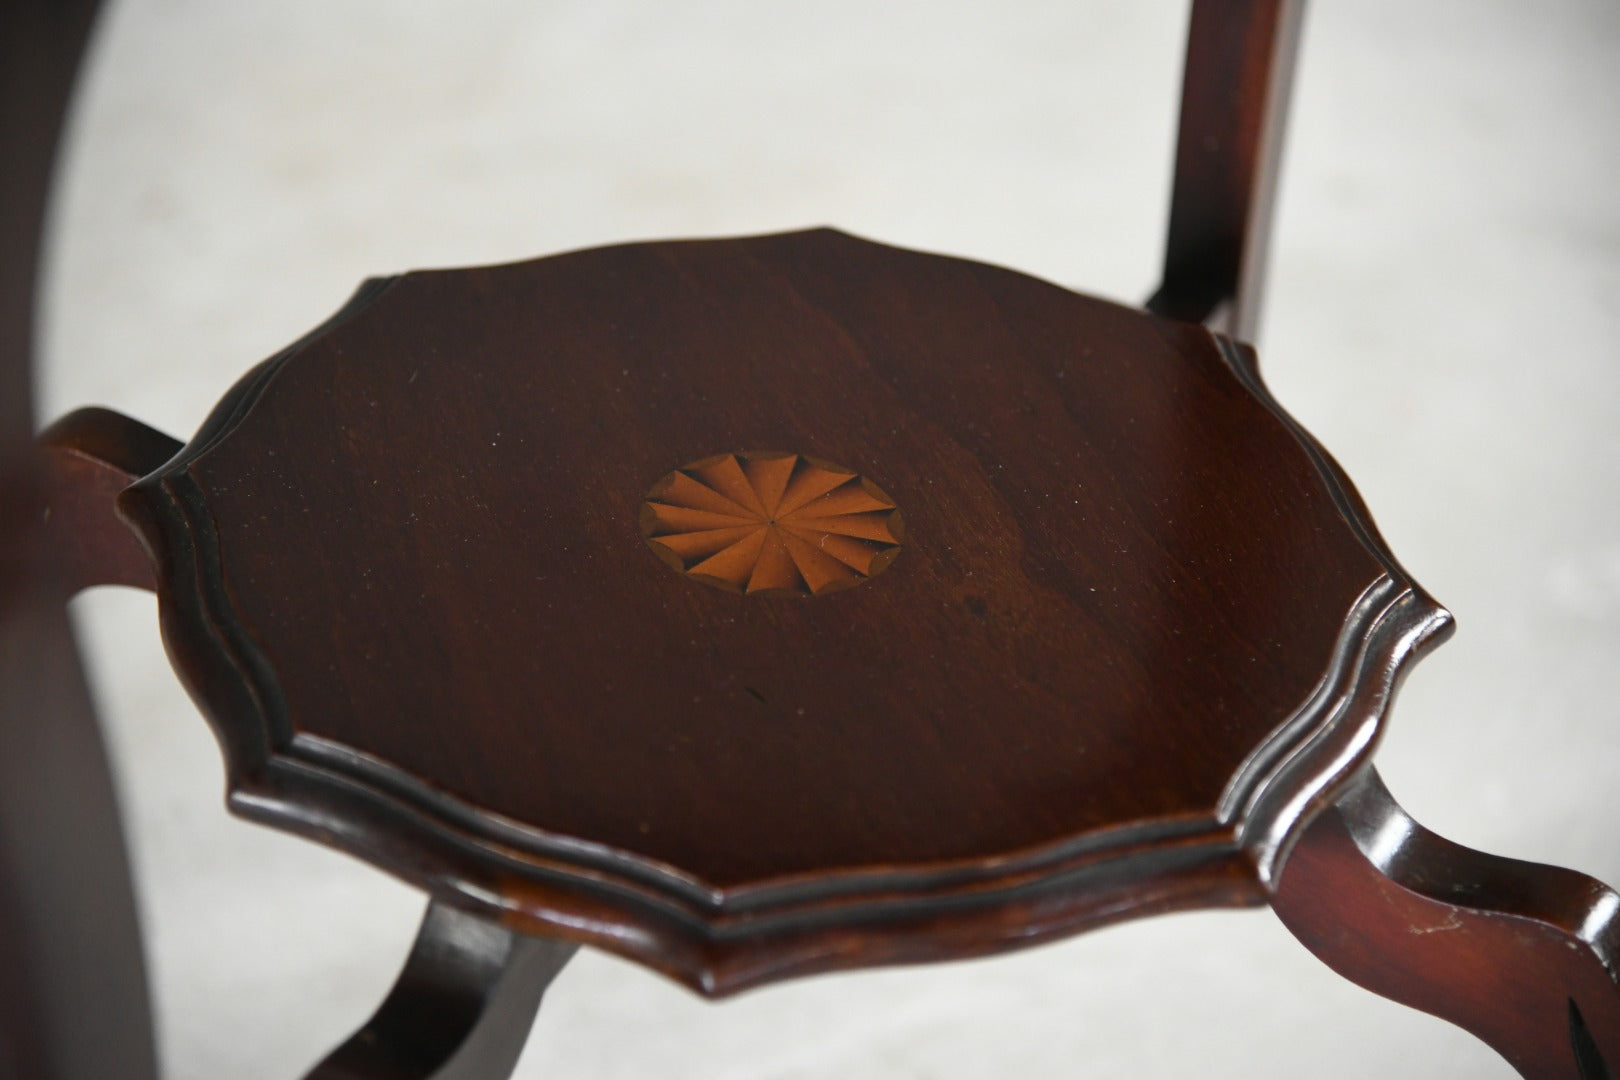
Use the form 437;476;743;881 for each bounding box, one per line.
1409;910;1464;935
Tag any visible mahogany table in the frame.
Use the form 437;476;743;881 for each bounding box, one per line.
10;2;1620;1079
38;225;1620;1079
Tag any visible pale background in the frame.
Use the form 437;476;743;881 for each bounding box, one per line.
38;1;1620;1077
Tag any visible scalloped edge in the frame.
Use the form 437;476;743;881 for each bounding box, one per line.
115;232;1453;996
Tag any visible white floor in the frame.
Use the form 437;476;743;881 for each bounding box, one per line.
38;1;1620;1077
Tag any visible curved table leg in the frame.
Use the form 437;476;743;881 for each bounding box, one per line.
36;406;183;594
304;900;577;1080
1272;768;1620;1079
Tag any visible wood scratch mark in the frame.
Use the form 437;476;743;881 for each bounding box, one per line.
1409;910;1464;935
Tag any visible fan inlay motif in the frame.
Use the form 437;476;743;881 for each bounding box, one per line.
640;452;904;596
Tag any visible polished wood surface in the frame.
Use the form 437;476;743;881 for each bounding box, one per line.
38;406;181;592
114;228;1450;994
0;3;158;1078
1148;0;1304;340
1274;770;1620;1079
25;2;1617;1075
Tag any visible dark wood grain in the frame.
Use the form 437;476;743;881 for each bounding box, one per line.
37;406;182;593
25;1;1615;1075
306;901;576;1080
0;2;159;1078
118;229;1450;994
1274;770;1620;1080
1147;0;1304;340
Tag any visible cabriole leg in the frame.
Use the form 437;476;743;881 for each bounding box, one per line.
1272;769;1620;1079
304;900;576;1080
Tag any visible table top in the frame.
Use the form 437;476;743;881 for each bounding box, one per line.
120;229;1450;994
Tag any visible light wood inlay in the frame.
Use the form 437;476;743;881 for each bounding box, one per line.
641;452;903;596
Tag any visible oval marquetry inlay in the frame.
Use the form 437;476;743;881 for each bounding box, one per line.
640;452;904;596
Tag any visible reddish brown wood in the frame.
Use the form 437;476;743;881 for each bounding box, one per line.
0;2;159;1078
1274;770;1620;1080
116;229;1450;995
37;406;181;593
27;4;1612;1075
1147;0;1305;340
